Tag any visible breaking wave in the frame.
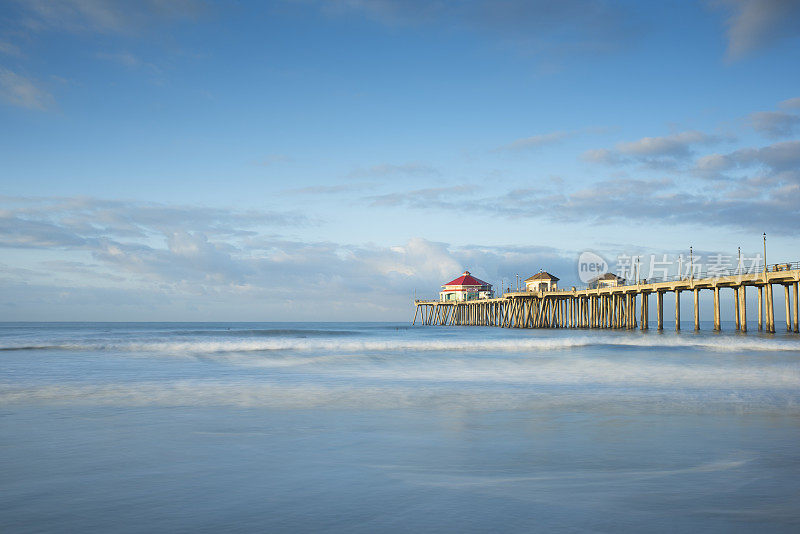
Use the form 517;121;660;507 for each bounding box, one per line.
172;328;359;337
2;334;800;354
2;380;798;413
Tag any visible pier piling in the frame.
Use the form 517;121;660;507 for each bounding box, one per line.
758;286;763;331
740;286;747;332
785;284;792;332
794;282;799;333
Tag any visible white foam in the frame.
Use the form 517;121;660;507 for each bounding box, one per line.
1;380;797;414
323;357;800;388
379;457;753;489
4;333;800;354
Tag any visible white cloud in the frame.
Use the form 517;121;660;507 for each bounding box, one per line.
716;0;800;60
346;162;440;179
336;139;800;234
580;148;623;165
316;0;639;58
779;96;800;109
282;183;375;196
733;140;800;171
616;131;719;158
95;51;148;68
496;131;574;152
0;68;54;110
0;40;22;56
255;154;293;167
0;196;306;247
16;0;205;35
694;153;736;175
583;130;728;170
749;111;800;138
365;185;478;207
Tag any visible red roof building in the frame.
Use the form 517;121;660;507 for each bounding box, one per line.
439;271;494;302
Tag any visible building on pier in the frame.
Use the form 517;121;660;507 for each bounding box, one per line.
588;272;625;289
525;271;559;293
439;271;494;302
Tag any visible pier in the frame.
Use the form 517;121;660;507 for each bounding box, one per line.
413;262;800;333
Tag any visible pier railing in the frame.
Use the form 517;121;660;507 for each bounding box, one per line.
533;261;800;293
598;261;800;289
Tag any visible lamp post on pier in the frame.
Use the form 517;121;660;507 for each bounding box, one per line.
738;246;742;276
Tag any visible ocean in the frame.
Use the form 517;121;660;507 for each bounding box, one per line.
2;321;800;533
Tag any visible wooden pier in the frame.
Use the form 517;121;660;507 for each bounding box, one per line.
413;265;800;333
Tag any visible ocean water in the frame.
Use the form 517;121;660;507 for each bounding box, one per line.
2;322;800;533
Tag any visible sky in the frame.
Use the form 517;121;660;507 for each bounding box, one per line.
0;0;799;321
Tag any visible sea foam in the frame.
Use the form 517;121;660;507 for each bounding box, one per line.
2;333;799;354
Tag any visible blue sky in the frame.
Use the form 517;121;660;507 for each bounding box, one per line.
1;0;799;320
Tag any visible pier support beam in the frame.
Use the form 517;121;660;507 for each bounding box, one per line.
785;284;792;332
758;286;763;331
657;291;663;331
623;294;628;329
624;294;629;329
622;294;626;328
766;283;775;333
740;286;747;332
595;295;600;328
601;296;606;328
734;286;740;331
713;285;721;331
794;282;799;333
675;290;681;331
693;289;700;331
613;295;618;328
612;295;617;328
641;292;648;330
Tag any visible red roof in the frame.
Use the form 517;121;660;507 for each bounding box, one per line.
442;271;491;288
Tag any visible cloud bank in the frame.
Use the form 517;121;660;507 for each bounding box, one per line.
0;196;573;320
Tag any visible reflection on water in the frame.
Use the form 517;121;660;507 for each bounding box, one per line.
1;322;800;532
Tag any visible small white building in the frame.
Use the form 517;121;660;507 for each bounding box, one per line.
525;271;559;293
440;271;494;302
588;272;625;289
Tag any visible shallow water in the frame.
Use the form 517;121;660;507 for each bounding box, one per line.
2;322;800;532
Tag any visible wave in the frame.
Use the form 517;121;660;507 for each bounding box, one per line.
2;380;798;414
1;334;799;354
172;328;359;338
